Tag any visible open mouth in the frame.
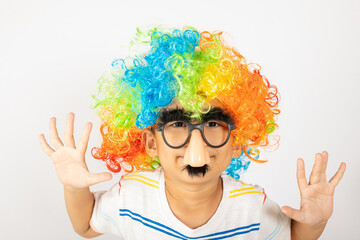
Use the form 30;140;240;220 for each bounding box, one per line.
183;165;210;177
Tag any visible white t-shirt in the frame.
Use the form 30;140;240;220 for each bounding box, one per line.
90;168;290;239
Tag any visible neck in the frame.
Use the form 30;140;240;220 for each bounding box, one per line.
164;174;223;210
163;174;224;228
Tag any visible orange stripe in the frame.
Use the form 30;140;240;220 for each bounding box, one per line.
262;188;267;204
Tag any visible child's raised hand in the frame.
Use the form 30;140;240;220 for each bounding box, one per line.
39;113;112;190
281;151;346;227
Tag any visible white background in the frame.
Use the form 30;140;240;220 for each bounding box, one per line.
1;0;359;239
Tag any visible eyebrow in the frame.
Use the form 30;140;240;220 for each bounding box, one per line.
157;108;192;124
202;107;234;124
157;107;234;124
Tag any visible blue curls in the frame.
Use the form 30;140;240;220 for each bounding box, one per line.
113;29;201;128
224;149;259;180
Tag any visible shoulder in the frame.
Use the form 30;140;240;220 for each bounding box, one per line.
222;175;266;205
118;168;162;201
93;168;162;203
120;168;161;190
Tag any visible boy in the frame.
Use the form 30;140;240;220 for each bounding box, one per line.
39;27;346;239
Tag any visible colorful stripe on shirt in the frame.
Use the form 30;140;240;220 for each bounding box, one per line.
119;209;260;239
229;186;262;199
122;173;159;189
265;212;281;240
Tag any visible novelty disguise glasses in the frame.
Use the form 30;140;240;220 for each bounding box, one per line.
155;107;235;149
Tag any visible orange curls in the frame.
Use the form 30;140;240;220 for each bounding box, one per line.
91;26;280;173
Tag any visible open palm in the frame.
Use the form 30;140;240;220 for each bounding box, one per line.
39;113;112;190
282;151;346;226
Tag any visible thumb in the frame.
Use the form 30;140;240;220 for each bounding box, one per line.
281;206;305;223
87;172;113;186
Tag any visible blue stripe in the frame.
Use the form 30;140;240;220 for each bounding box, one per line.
120;209;259;239
204;228;260;240
265;212;281;240
99;207;122;236
119;209;259;239
120;209;188;238
120;213;187;240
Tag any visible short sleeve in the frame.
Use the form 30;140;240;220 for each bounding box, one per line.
90;183;122;236
258;196;291;240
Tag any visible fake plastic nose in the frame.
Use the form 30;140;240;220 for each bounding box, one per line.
183;129;211;167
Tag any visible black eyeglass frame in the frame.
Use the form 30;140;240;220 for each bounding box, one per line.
156;121;235;149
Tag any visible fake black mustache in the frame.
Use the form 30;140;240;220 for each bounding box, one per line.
183;165;210;177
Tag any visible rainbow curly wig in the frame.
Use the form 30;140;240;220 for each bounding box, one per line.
91;26;280;179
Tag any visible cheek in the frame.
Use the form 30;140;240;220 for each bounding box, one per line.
155;134;177;167
222;147;233;165
216;140;234;166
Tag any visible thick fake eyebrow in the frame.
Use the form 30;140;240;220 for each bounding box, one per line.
157;108;192;124
157;107;234;124
201;107;235;124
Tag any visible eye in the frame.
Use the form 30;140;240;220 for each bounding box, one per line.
169;121;187;128
206;121;220;127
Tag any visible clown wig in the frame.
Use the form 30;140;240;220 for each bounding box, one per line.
91;26;280;179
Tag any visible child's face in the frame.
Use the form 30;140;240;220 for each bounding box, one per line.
145;99;242;185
